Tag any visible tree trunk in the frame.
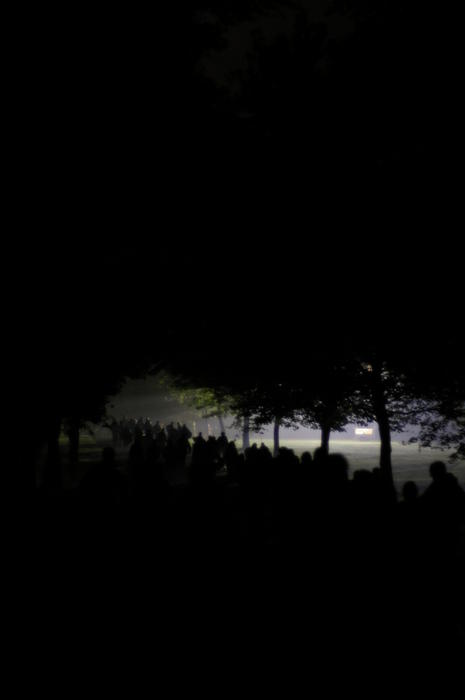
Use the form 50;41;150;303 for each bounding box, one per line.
273;418;280;457
242;416;250;451
377;408;392;478
320;423;331;455
372;361;395;493
217;414;225;434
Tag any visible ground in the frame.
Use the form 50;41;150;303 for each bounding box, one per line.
54;433;465;494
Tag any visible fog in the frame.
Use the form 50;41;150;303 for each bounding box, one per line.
108;377;420;444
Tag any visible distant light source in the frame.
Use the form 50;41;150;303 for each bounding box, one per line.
355;428;374;436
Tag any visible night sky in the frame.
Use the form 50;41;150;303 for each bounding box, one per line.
7;1;463;409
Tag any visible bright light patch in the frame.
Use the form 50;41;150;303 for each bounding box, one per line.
355;428;374;436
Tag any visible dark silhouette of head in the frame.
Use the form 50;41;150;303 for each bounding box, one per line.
313;447;328;467
301;451;313;467
327;454;349;484
429;461;447;482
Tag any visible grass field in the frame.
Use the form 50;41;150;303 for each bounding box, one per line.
60;433;465;494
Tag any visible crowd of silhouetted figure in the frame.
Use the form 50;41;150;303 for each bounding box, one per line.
105;416;193;448
74;430;465;567
16;426;465;663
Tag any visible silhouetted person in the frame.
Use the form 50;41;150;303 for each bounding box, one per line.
156;429;167;451
259;443;272;462
313;447;328;483
393;480;425;565
421;461;465;559
423;462;465;515
217;432;228;458
181;424;192;440
108;419;120;447
301;451;313;468
192;433;207;463
206;436;220;467
225;440;239;480
326;453;349;485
